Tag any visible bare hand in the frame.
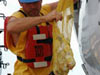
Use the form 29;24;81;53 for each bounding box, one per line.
45;10;62;22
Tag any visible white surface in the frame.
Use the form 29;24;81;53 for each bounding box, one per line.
79;0;100;75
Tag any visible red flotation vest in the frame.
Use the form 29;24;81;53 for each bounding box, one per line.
25;24;52;68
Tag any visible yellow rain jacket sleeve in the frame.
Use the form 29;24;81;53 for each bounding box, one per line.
53;0;76;75
6;4;54;75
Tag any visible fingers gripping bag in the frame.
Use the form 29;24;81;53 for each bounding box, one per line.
53;0;76;75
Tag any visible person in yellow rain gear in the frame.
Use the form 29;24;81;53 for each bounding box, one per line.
5;0;77;75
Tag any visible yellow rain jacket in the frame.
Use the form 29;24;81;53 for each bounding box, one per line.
6;4;54;75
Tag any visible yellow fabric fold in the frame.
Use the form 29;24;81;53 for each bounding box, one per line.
53;0;76;74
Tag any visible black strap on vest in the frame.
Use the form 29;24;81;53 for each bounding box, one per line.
17;56;36;63
18;10;27;17
45;56;52;61
35;26;40;34
17;56;52;63
49;71;55;75
37;38;52;44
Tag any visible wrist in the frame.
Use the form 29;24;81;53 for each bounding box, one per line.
40;16;47;23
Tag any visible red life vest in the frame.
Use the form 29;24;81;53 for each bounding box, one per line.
25;24;52;68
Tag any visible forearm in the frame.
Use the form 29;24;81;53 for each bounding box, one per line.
7;16;46;33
